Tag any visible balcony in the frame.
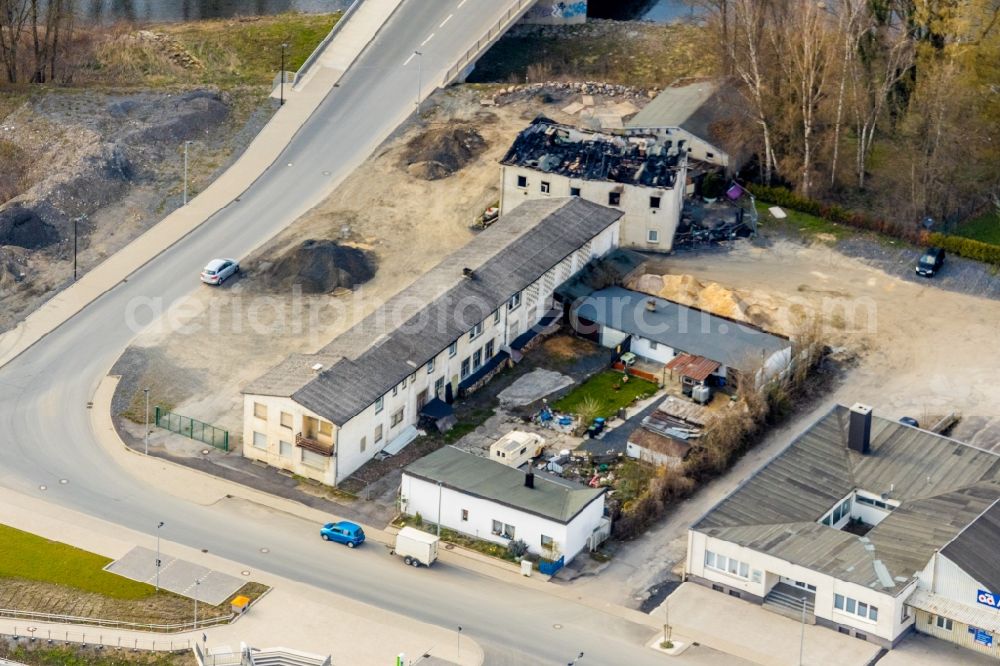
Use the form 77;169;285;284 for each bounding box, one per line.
295;432;333;457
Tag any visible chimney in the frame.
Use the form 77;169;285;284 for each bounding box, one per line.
524;464;535;489
463;267;475;279
646;299;657;312
848;403;872;454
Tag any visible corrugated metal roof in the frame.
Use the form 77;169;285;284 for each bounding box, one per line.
907;589;1000;633
628;427;692;460
573;286;791;370
693;406;1000;595
247;198;622;424
403;446;605;524
665;353;721;382
941;500;1000;594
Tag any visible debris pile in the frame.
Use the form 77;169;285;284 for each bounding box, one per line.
401;124;488;181
629;273;781;331
484;81;656;108
258;239;375;294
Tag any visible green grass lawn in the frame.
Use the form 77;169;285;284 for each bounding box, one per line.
552;370;658;419
955;212;1000;245
756;201;850;241
0;524;155;600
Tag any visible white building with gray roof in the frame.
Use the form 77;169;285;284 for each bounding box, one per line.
401;446;607;564
686;403;1000;656
241;198;622;487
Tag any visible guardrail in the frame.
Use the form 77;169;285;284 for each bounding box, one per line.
2;627;196;651
292;0;364;86
0;608;231;634
442;0;533;85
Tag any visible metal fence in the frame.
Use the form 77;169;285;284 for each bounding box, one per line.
442;0;533;85
155;406;229;451
1;627;194;651
0;608;231;634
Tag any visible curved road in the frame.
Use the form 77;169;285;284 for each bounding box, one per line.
0;3;686;664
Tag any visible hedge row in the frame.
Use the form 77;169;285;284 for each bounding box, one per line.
747;184;915;240
925;232;1000;267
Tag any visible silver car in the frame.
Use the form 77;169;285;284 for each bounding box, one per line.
200;258;239;285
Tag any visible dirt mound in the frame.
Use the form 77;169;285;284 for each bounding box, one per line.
0;205;60;249
0;246;30;294
402;124;487;180
125;91;229;144
630;272;777;330
259;239;375;294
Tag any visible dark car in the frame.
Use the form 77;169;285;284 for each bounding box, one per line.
915;247;945;277
899;416;920;428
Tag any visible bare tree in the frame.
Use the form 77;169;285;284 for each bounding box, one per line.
0;0;31;83
828;0;866;186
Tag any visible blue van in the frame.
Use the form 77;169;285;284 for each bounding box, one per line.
320;521;366;548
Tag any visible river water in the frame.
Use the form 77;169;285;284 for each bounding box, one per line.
75;0;352;24
74;0;692;24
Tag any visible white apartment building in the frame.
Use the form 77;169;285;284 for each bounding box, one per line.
687;403;1000;657
400;445;607;563
241;198;622;486
499;117;727;252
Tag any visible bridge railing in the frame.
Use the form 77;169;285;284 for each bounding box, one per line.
292;0;365;87
442;0;534;85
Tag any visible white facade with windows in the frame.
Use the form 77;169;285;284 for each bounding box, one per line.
687;403;1000;653
401;446;607;563
242;199;622;486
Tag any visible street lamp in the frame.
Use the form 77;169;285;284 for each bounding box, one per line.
280;42;289;106
143;387;150;455
183;141;192;205
194;579;200;629
413;50;422;110
436;480;442;537
155;521;165;592
457;626;462;658
72;215;85;281
799;597;807;665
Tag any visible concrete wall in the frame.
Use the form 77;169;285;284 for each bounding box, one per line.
500;164;685;252
242;394;337;485
521;0;587;24
400;472;604;563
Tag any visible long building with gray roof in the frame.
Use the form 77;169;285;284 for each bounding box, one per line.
241;197;623;487
686;403;1000;655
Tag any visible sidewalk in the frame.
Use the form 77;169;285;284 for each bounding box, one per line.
0;0;405;372
0;486;480;665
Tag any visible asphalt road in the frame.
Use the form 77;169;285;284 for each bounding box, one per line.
0;2;702;665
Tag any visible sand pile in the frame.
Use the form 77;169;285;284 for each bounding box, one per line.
258;239;375;294
629;272;778;330
402;124;487;180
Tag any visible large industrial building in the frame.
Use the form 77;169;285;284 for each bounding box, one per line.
686;403;1000;658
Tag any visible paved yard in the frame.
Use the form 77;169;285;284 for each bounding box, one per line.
105;546;244;605
658;583;881;666
880;631;998;666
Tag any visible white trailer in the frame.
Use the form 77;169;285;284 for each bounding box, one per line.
393;526;440;568
490;431;545;468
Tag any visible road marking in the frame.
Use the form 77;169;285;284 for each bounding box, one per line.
457;0;467;7
440;14;453;27
421;33;435;46
403;52;417;66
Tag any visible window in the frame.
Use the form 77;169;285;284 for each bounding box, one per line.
540;181;550;194
391;408;404;428
503;523;515;539
461;358;471;379
727;558;739;576
650;196;661;209
649;341;658;350
434;377;445;397
647;229;660;243
493;309;501;324
608;191;621;206
729;590;741;598
704;550;751;580
739;562;749;578
751;570;762;583
402;376;407;389
280;411;292;429
473;349;482;371
409;372;416;384
319;421;332;437
706;151;715;159
253;402;267;420
374;425;383;444
301;448;327;469
854;633;867;641
461;509;469;522
359;436;367;453
508;292;521;310
392;385;398;397
517;175;528;188
375;396;384;413
570;186;581;197
492;520;502;535
427;358;435;374
836;594;878;621
705;551;716;569
279;440;292;458
252;432;267;450
469;322;483;340
449;341;458;357
935;616;953;631
541;534;553;549
485;340;495;358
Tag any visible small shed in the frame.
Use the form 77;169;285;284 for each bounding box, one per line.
626;428;692;468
